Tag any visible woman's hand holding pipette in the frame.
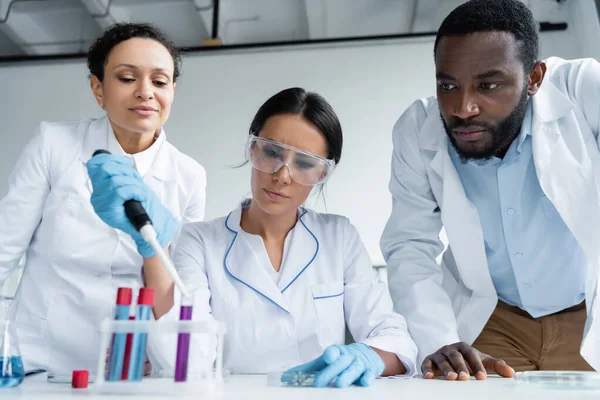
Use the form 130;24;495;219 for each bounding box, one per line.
86;151;191;301
86;154;179;258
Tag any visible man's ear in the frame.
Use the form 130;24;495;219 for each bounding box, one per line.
527;61;546;96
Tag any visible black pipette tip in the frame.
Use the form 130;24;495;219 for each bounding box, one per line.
93;149;111;157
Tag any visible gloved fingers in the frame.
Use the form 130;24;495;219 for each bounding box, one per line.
113;182;149;204
88;169;137;190
89;178;149;238
134;240;156;259
284;355;327;374
87;154;134;173
286;344;341;375
87;153;133;168
87;156;140;182
357;369;377;387
156;214;180;249
313;351;355;388
321;345;343;364
91;181;148;210
98;175;145;191
89;164;141;184
335;358;366;388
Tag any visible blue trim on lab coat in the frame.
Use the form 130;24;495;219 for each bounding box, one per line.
313;292;344;300
222;208;319;312
281;209;319;293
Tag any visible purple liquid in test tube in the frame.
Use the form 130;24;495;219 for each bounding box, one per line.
174;301;193;382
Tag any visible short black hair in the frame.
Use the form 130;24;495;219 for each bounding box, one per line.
249;88;343;165
434;0;539;72
87;23;181;82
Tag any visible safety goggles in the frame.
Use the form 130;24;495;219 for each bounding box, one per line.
245;135;336;186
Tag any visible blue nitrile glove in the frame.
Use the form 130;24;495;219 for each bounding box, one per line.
285;343;385;388
86;153;179;258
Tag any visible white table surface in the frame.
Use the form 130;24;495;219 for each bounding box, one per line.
2;373;600;399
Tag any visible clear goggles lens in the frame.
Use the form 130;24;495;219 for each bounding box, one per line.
246;136;335;186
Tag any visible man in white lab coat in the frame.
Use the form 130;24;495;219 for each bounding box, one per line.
381;0;600;380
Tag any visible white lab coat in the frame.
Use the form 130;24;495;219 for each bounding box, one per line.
0;115;206;373
380;57;600;369
171;201;418;376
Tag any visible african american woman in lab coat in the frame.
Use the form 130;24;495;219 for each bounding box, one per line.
0;23;206;376
89;88;418;387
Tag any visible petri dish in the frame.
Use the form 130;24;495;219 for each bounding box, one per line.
514;371;600;390
155;368;231;382
267;371;319;387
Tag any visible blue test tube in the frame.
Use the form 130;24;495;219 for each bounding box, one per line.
107;287;132;381
128;288;154;381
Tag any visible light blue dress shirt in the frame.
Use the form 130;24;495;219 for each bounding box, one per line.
450;101;587;318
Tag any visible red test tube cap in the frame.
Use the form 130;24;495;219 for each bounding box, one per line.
116;287;132;305
138;287;154;306
71;370;89;389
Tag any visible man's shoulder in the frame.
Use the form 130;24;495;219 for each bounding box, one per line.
542;56;598;86
396;96;439;126
392;96;444;149
543;56;592;71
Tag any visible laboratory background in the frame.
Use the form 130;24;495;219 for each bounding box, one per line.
0;0;599;397
1;0;599;287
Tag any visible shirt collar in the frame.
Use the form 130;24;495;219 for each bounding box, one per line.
107;124;166;178
515;99;533;152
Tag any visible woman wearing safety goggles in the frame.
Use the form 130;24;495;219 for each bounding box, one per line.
245;135;335;187
91;87;418;387
170;87;417;387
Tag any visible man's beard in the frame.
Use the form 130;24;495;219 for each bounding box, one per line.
443;87;529;163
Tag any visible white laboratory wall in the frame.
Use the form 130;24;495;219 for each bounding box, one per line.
570;0;600;61
0;37;436;271
0;10;598;295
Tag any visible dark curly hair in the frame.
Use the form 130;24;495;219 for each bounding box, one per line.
434;0;539;72
87;23;181;82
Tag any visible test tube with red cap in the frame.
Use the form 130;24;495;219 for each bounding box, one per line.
107;288;132;381
127;288;154;381
121;315;135;380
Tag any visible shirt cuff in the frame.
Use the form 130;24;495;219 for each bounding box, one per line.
394;353;417;378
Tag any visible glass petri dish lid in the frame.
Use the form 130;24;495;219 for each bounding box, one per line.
514;371;600;390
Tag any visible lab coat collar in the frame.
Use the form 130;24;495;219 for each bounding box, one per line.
222;201;318;314
277;208;318;294
532;76;575;123
150;137;176;181
80;115;110;163
80;116;110;193
106;125;166;179
79;115;176;182
417;103;447;152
